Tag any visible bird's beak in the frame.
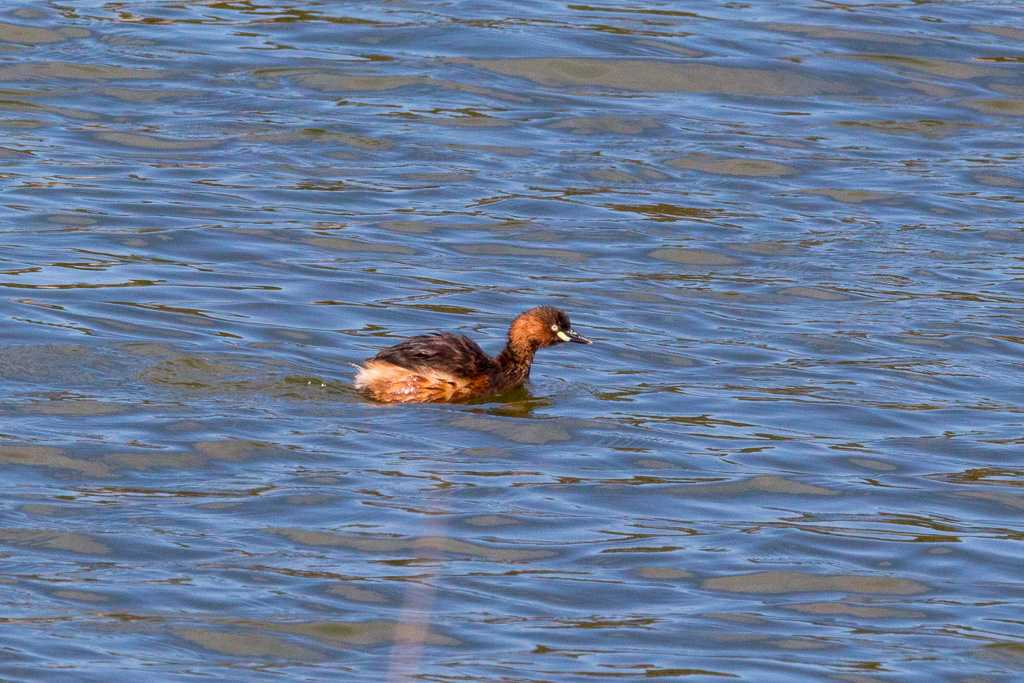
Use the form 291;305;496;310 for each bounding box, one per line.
557;328;592;344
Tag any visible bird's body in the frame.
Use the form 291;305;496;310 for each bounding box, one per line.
354;306;590;403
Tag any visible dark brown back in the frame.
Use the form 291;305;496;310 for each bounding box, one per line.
373;333;496;379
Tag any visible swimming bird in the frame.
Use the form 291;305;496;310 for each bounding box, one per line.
354;306;591;403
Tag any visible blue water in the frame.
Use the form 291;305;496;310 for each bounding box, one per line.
1;1;1023;680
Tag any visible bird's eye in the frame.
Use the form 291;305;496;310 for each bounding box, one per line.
550;324;559;331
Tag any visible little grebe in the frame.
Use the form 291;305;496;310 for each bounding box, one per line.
354;306;591;403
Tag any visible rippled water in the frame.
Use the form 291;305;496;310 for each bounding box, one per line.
2;1;1023;680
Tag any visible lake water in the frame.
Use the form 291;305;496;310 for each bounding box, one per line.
1;1;1023;680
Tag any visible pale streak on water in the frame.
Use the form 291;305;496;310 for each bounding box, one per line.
1;1;1023;680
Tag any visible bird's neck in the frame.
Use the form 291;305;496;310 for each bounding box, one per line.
494;338;537;389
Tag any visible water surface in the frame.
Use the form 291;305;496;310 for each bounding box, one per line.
2;1;1023;680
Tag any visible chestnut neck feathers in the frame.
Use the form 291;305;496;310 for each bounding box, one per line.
494;324;539;388
493;306;561;389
